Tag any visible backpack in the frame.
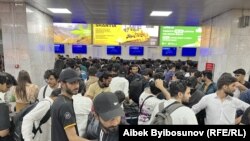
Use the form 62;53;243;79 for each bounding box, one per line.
85;112;101;140
11;101;51;141
123;95;154;125
129;77;147;104
151;101;183;125
123;101;139;125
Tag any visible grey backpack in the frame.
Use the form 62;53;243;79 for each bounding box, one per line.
151;101;183;125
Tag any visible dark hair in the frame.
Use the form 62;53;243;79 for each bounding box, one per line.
50;88;61;97
217;74;237;90
79;80;86;95
149;81;162;95
44;69;59;80
111;65;120;77
114;90;125;103
118;67;126;77
194;71;202;78
54;59;66;77
99;72;112;82
153;72;164;80
155;68;164;74
128;64;140;74
66;59;76;69
220;72;232;77
16;70;32;101
168;63;176;70
141;68;153;78
0;72;17;86
0;72;8;84
174;71;185;80
169;80;187;97
6;73;17;86
145;62;152;68
233;68;246;75
88;66;97;76
202;70;213;80
186;76;197;89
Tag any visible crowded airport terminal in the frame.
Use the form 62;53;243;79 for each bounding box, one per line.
0;0;250;141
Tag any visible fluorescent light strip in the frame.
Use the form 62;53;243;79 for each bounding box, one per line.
47;8;71;14
150;11;172;17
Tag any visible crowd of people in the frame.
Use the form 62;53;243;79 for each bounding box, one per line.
0;55;250;141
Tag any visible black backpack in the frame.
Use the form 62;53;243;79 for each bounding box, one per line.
85;112;101;140
11;101;51;141
151;101;183;125
129;77;147;104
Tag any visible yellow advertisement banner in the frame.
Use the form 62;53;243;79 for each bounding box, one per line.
93;24;159;45
93;24;125;45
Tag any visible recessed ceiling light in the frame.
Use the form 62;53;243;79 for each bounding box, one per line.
47;8;71;14
150;11;172;17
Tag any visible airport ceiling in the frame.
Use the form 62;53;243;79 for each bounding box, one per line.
3;0;250;26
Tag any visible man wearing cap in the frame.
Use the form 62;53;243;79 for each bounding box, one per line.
51;68;89;141
93;92;125;141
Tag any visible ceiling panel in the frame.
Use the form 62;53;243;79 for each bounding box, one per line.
20;0;250;25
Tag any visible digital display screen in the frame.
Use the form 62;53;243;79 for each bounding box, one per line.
93;24;159;46
106;46;122;55
72;44;87;54
160;26;202;47
54;44;65;54
181;48;197;57
129;46;144;56
162;47;177;56
53;23;91;44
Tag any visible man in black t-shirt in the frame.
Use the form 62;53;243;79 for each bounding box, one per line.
241;106;250;125
51;68;89;141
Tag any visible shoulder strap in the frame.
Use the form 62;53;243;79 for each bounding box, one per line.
158;101;165;112
43;85;48;98
139;95;154;113
32;100;51;137
163;101;183;114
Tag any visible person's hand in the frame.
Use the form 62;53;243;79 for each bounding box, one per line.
235;81;248;91
235;82;243;88
155;79;164;90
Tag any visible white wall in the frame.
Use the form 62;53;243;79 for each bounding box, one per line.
62;44;200;61
0;2;30;76
0;2;54;87
199;9;250;81
26;5;55;87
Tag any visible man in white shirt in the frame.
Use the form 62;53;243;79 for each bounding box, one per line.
110;67;129;99
22;88;61;141
192;73;250;124
73;83;92;137
38;69;60;101
150;80;198;125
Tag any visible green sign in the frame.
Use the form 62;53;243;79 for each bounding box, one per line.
160;26;202;47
